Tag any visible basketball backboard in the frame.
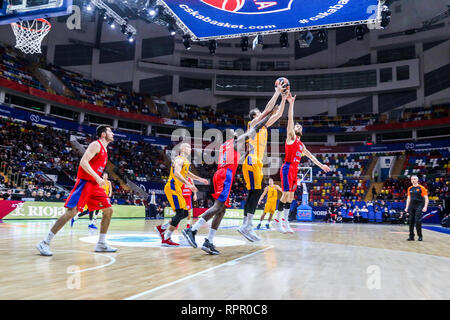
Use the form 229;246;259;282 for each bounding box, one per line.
0;0;73;25
297;167;312;184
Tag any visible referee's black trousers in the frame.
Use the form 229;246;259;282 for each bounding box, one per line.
408;203;423;238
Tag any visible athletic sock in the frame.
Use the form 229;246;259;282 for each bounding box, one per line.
242;215;248;227
192;218;206;232
207;228;217;243
247;213;254;228
73;214;79;221
164;229;173;240
161;222;170;230
44;231;54;244
98;233;106;243
283;206;290;222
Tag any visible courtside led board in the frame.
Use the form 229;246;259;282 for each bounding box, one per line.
160;0;382;40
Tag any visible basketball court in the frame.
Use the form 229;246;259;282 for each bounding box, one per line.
1;219;449;300
0;0;449;305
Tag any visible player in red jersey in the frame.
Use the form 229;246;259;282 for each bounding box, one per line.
36;125;117;256
272;93;331;234
182;110;276;255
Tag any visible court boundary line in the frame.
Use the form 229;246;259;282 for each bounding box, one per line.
123;245;274;300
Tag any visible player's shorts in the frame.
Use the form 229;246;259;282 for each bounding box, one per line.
264;200;277;214
64;179;111;212
242;155;263;190
211;167;234;208
280;162;299;192
184;195;192;210
164;181;187;211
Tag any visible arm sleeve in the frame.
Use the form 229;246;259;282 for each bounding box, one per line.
407;186;411;197
420;186;428;197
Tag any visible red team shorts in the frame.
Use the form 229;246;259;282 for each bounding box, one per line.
64;178;111;212
211;168;234;208
184;195;192;210
280;162;299;192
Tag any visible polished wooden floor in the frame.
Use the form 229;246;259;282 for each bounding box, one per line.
0;218;449;300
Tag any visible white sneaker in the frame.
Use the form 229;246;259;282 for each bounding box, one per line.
271;219;286;233
95;242;117;252
246;224;261;241
237;225;254;242
36;240;53;256
282;219;294;233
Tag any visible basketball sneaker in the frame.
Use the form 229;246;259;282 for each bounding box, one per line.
282;219;294;233
266;223;270;229
201;238;220;255
70;218;75;228
246;224;261;241
256;223;261;230
95;242;117;252
161;238;179;247
182;228;198;248
271;219;286;233
155;225;165;240
237;225;254;242
88;224;97;230
36;240;52;256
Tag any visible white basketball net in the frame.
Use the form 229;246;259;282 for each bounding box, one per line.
11;18;51;55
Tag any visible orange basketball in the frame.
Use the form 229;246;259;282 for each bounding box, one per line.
275;77;290;92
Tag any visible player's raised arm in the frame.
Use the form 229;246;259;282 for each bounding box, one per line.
173;158;198;192
236;109;275;146
80;141;104;186
286;93;297;143
303;147;331;173
249;84;285;127
266;94;288;127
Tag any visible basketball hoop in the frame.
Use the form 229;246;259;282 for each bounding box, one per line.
10;18;51;55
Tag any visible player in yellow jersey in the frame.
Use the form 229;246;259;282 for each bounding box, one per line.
256;178;282;230
155;143;208;247
238;81;288;242
71;172;112;229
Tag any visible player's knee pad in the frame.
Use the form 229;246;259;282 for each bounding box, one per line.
170;209;188;227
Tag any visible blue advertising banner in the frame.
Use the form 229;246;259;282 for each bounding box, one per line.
0;104;171;146
134;181;166;195
161;0;380;39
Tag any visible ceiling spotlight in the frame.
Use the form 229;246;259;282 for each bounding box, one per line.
183;35;191;50
127;32;134;43
208;40;217;55
149;5;163;18
380;5;391;29
86;4;93;12
168;25;176;36
99;9;106;20
280;32;289;48
317;30;327;44
121;24;127;34
355;26;365;40
240;36;249;51
252;34;263;50
108;17;115;28
298;31;313;48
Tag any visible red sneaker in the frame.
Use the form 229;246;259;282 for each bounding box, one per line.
161;238;180;247
155;225;165;240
